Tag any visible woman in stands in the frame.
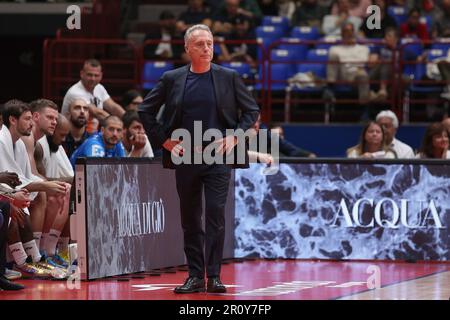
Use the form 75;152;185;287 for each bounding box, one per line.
347;121;397;158
416;122;450;159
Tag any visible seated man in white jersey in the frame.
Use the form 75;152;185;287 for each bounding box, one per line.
61;59;125;133
35;114;74;266
0;100;67;278
21;99;71;268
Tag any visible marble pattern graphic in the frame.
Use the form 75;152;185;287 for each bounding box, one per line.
86;163;186;279
235;163;450;261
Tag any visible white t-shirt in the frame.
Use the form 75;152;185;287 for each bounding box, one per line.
37;136;74;180
61;80;110;115
322;15;363;36
415;150;450;159
347;148;396;159
329;44;370;72
126;136;154;158
390;138;415;159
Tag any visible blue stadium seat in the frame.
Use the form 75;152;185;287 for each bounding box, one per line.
270;49;298;88
290;26;320;41
278;37;308;60
431;39;450;52
142;61;173;90
256;25;285;43
270;48;297;64
262;16;290;34
315;36;339;49
220;61;252;79
256;25;286;60
400;37;423;57
255;57;292;91
387;6;407;25
268;64;292;90
400;37;423;77
363;38;384;54
293;49;329;93
410;49;447;94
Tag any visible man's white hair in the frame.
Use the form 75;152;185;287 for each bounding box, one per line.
376;110;399;129
184;24;213;45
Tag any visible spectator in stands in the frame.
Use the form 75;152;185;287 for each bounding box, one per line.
271;125;317;157
400;8;430;41
278;0;297;22
121;110;154;158
122;89;144;112
437;49;450;100
292;0;328;31
250;115;316;157
61;59;125;134
63;99;91;159
347;121;397;158
359;0;397;39
322;0;363;36
330;0;372;19
205;0;222;15
213;0;253;37
375;110;415;157
239;0;264;26
258;0;279;16
431;0;450;38
144;10;189;65
368;27;417;101
416;122;450;158
177;0;212;34
327;22;371;102
257;0;297;22
217;15;258;67
70;115;126;168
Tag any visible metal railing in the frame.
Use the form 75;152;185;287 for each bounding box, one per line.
43;37;450;123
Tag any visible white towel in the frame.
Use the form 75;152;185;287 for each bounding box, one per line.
0;126;41;201
37;136;74;180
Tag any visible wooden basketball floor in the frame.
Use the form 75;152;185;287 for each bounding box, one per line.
1;259;449;300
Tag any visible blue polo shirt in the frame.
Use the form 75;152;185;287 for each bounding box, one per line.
70;133;126;167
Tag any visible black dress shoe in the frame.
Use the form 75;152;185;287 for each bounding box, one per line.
174;276;205;294
207;277;226;293
0;275;24;291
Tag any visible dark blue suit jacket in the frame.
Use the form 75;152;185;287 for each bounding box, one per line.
138;63;260;168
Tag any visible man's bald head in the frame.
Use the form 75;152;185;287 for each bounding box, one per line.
50;113;71;149
68;98;89;128
57;114;71;131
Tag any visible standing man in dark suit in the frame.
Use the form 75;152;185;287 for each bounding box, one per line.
138;24;259;294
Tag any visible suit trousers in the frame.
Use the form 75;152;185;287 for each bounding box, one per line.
0;201;10;275
175;163;231;279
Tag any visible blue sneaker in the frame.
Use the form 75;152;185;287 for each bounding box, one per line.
50;254;69;269
44;256;67;270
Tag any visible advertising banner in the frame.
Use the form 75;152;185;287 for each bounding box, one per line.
235;162;450;261
76;160;235;279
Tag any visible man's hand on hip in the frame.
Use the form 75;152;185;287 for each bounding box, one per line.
163;139;185;158
215;135;238;155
